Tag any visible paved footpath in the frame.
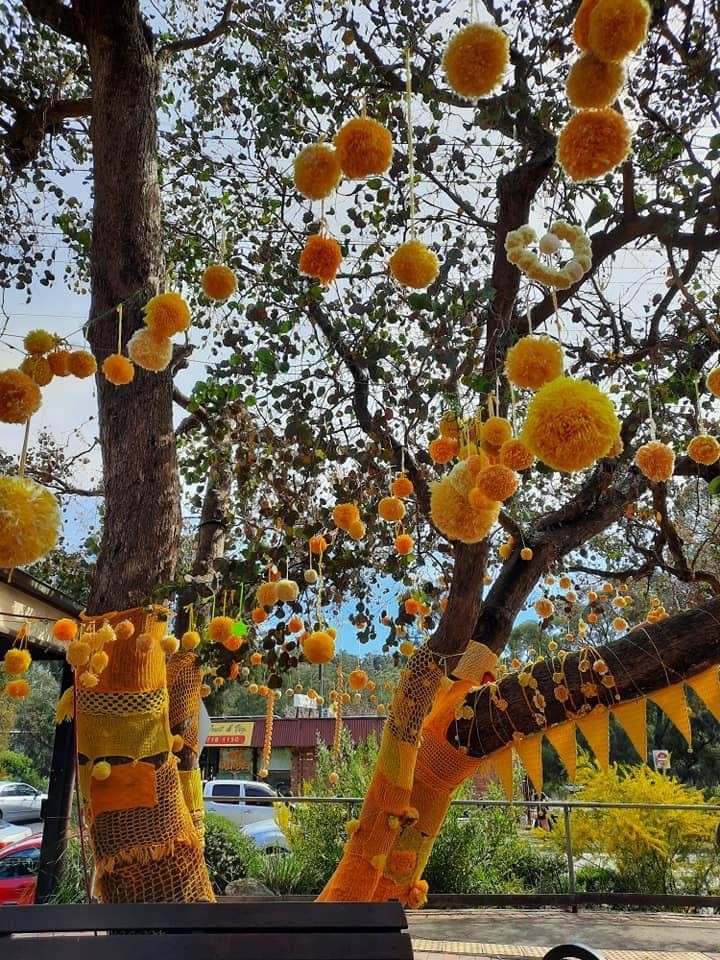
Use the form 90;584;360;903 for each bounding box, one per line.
406;908;720;960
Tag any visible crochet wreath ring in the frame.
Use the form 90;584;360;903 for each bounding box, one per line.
505;220;592;289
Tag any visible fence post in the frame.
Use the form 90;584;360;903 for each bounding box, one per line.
563;804;577;913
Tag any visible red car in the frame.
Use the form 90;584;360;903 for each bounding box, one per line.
0;834;41;905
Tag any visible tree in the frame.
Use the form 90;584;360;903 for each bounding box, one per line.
3;0;720;904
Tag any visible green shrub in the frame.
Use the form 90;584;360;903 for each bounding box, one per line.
252;852;306;894
0;749;46;790
575;864;627;893
504;845;569;894
47;837;92;904
203;812;260;896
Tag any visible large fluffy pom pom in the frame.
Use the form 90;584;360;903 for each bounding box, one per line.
102;354;135;385
0;476;60;567
334;117;393;180
294;143;342;200
442;22;510;101
202;264;237;301
634;441;675;483
430;475;499;544
67;350;97;379
0;370;42;423
557;109;631;182
505;336;564;391
566;54;625;109
299;234;343;285
389;240;439;289
3;648;31;675
303;630;335;664
573;0;604;50
587;0;651;63
143;292;191;337
521;377;620;473
127;329;173;372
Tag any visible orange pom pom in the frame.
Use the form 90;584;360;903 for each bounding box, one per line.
4;679;30;699
557;109;631;182
52;618;78;643
634;441;674;483
587;0;651;63
207;615;234;643
202;264;237;301
688;435;720;466
333;503;360;530
394;533;414;555
287;616;304;634
505;336;564;391
390;474;414;498
481;416;513;447
347;519;366;541
23;329;56;355
520;547;533;560
499;439;535;471
348;668;368;690
378;496;406;522
429;436;459;464
566;54;625;109
251;606;268;624
143;292;191;336
250;651;263;666
102;353;135;385
389;240;439;289
309;534;328;554
573;0;604;49
299;234;343;285
47;351;71;377
334;117;393;180
0;369;42;423
303;630;335;664
534;598;555;619
442;22;510;101
473;464;518;501
67;350;97;378
706;367;720;398
256;581;279;606
127;329;173;372
20;356;53;386
294;143;342;200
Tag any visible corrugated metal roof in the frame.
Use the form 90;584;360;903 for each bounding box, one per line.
209;716;385;749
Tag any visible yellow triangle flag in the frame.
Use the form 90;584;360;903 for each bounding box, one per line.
686;668;720;723
545;721;577;782
650;682;692;746
514;734;544;794
490;746;514;801
612;698;647;762
576;706;609;771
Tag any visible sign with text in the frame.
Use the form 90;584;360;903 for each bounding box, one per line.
206;720;254;746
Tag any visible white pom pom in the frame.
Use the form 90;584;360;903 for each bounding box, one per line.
539;233;562;255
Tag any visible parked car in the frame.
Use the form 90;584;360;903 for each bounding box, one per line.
0;783;46;823
0;820;32;851
0;834;41;904
203;779;279;827
242;817;289;855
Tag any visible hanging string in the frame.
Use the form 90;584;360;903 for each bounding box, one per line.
510;384;518;433
18;418;32;479
404;48;417;240
551;288;563;344
693;375;703;432
646;380;657;441
360;94;367;118
116;303;123;354
526;291;533;336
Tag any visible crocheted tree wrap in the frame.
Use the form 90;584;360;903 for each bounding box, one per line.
167;652;206;846
75;607;214;903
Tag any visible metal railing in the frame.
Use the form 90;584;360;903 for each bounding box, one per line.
263;795;720;911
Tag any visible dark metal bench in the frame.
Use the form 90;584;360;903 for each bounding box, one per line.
544;945;605;960
0;901;414;960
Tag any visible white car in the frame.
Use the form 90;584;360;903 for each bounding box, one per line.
203;779;278;827
242;818;289;854
0;783;46;823
0;819;32;850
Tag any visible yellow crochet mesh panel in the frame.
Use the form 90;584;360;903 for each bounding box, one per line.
97;838;213;903
318;646;443;902
167;652;206;846
77;704;173;762
77;687;167;716
178;768;206;845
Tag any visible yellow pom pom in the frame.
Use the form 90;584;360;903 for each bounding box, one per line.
505;336;564;391
328;770;339;785
67;350;97;379
256;581;279;607
181;630;201;650
429;436;459;464
66;640;91;667
347;519;366;541
389;240;439;289
304;630;335;664
23;329;56;355
430;476;500;544
688;434;720;466
172;734;185;752
558;109;631;182
534;598;555;619
442;22;510;101
390;474;414;498
294;143;342;200
90;651;109;674
136;632;155;653
634;441;675;482
333;502;360;530
102;354;135;385
208;616;234;643
481;416;513;447
4;678;30;699
394;533;414;555
706;367;720;398
334;116;393;180
160;635;180;655
47;351;71;377
92;761;112;781
202;264;237;301
0;370;42;424
474;465;518;501
276;579;299;602
573;0;603;50
587;0;651;62
299;234;343;286
520;547;533;560
378;496;406;522
52;618;78;643
612;617;628;632
127;328;173;372
0;476;59;567
521;377;620;472
78;671;99;689
3;648;31;675
143;292;191;337
399;640;415;656
20;356;53;386
115;619;135;641
499;438;535;471
566;54;625;109
258;767;269;779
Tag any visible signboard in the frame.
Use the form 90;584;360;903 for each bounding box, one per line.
652;749;671;771
198;701;211;749
206;720;255;746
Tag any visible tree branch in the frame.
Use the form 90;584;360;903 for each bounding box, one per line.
22;0;84;44
1;87;92;172
157;0;237;62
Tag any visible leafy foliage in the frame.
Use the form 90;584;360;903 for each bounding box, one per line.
0;748;45;790
203;811;261;895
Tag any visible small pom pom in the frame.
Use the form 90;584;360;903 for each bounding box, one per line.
67;640;91;667
276;579;299;602
127;329;173;372
143;292;191;336
102;354;135;385
378;497;406;522
67;350;97;379
557;109;631;182
394;533;414;555
3;648;32;675
442;22;510;101
47;351;71;377
53;618;78;643
299;235;343;286
92;761;112;781
135;632;155;653
202;264;237;301
334;116;393;180
4;678;30;699
181;630;201;650
160;635;180;655
389;240;439;289
115;619;135;641
24;329;56;355
332;503;360;531
0;369;42;423
20;356;53;386
303;630;335;664
90;651;109;674
208;616;234;642
347;520;366;541
390;475;414;498
294;143;342;200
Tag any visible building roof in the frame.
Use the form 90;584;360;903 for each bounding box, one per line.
0;569;83;660
207;716;385;749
